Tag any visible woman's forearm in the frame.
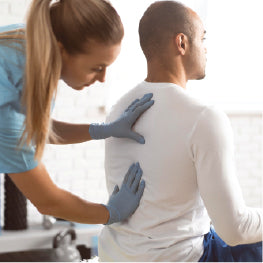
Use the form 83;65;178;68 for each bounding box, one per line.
49;119;92;144
38;187;109;224
9;163;109;224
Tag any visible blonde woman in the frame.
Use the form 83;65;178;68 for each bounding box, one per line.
0;0;154;225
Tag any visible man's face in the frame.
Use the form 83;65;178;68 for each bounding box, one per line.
185;11;207;80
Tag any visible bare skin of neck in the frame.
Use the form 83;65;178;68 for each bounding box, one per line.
145;59;188;89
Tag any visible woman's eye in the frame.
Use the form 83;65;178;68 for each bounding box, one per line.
93;67;104;72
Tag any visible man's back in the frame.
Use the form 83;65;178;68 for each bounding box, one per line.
99;81;213;261
98;0;262;260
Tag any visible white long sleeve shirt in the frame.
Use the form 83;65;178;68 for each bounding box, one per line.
98;81;262;262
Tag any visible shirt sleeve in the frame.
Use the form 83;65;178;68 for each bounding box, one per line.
190;106;262;246
0;24;38;174
0;128;38;174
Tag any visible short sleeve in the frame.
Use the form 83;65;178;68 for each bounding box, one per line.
0;24;38;173
0;128;38;173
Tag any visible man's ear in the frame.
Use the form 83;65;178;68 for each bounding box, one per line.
174;33;188;55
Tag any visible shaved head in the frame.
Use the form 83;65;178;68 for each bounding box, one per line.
139;1;195;60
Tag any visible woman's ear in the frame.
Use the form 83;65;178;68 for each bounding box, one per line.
174;33;188;55
57;41;70;64
57;41;66;56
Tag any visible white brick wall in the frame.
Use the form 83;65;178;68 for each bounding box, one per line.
0;0;31;25
228;113;262;208
0;0;262;226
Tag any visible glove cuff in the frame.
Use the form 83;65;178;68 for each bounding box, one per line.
89;123;111;140
101;204;120;225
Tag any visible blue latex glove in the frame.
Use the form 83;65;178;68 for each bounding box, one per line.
104;162;145;225
89;93;154;144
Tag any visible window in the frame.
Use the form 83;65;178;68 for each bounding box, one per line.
106;0;263;111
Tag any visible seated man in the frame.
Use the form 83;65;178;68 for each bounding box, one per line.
98;1;262;261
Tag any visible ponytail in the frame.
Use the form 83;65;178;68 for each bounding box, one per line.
21;0;62;161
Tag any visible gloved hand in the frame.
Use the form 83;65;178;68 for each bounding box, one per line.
89;93;154;144
104;162;145;225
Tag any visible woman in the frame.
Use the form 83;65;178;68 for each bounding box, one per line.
0;0;154;225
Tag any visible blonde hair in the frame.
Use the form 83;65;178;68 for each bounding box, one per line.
0;28;25;40
20;0;124;161
0;28;25;52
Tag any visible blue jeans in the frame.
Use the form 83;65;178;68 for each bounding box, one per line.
199;227;262;262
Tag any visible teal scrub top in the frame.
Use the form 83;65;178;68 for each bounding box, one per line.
0;24;38;173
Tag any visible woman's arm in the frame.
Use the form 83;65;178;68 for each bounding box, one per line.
49;93;154;145
9;163;108;224
8;162;145;225
49;120;91;144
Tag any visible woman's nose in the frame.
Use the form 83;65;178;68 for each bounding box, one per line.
97;69;106;83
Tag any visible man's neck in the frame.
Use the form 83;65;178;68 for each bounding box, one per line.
145;61;187;89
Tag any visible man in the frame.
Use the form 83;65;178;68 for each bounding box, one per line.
98;1;262;261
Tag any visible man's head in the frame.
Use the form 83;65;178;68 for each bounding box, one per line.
139;1;207;82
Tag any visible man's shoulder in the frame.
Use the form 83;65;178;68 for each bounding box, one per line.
198;106;230;126
110;81;208;108
191;105;232;142
106;82;215;125
106;82;148;119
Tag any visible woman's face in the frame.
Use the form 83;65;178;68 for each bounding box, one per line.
60;40;121;90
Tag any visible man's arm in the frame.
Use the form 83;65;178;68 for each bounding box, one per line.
48;119;92;144
190;107;262;246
